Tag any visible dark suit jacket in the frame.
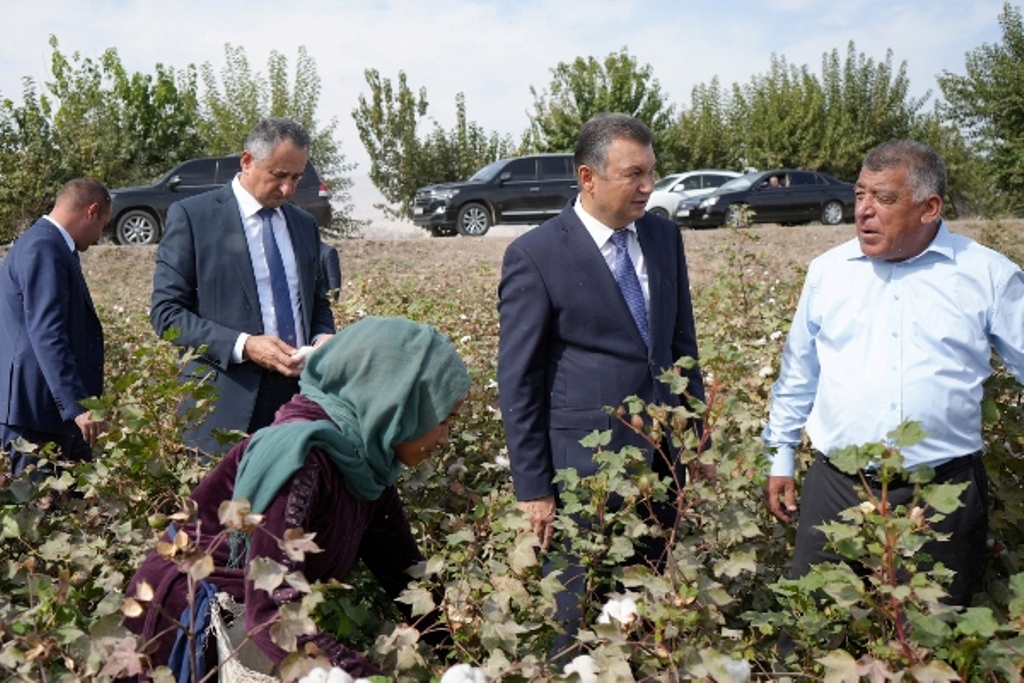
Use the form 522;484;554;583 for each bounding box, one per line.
498;204;706;501
150;184;335;451
319;242;342;301
0;218;104;439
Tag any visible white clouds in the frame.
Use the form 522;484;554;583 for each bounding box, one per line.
0;0;1007;170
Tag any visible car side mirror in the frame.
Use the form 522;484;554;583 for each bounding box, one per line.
168;175;182;190
497;172;512;185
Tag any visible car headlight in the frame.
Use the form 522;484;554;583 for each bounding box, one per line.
433;189;460;200
699;196;719;209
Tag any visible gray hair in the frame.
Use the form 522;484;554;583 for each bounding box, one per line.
245;117;311;162
862;140;946;203
574;113;654;176
55;178;110;210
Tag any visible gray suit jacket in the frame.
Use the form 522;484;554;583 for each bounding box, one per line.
151;184;335;451
498;203;706;501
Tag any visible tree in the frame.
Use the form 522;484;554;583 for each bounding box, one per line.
938;2;1024;214
199;44;363;237
527;48;675;169
353;70;514;218
0;37;202;243
659;78;739;173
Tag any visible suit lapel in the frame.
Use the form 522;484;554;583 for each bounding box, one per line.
636;216;666;354
216;187;261;320
559;208;649;353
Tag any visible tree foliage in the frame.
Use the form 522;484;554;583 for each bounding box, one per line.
0;37;202;242
353;70;514;218
938;2;1024;214
527;47;675;168
0;40;361;244
199;44;362;237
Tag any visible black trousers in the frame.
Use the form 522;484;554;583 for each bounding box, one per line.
791;453;988;606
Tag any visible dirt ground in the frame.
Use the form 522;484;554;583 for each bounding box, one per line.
62;219;1006;311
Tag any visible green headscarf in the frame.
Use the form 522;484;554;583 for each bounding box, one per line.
233;316;471;513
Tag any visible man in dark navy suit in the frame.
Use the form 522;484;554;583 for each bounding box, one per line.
498;113;709;646
0;178;110;474
151;118;335;454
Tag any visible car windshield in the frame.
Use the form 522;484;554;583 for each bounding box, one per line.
654;175;682;191
718;175;755;192
468;159;508;182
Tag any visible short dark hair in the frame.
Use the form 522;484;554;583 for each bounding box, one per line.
862;140;946;203
245;117;311;162
574;113;654;176
55;178;110;210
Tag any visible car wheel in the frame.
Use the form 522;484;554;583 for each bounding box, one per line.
821;200;844;225
115;210;161;245
649;207;669;219
456;203;491;236
725;204;746;228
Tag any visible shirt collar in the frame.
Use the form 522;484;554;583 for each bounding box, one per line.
43;215;76;252
842;219;953;264
573;195;637;249
231;175;278;220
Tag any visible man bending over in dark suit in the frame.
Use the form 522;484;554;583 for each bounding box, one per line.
151;118;335;454
0;178;111;475
498;113;709;648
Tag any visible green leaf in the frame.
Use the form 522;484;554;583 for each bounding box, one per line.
887;420;929;448
817;649;858;683
954;606;1000;638
919;482;969;514
908;660;960;683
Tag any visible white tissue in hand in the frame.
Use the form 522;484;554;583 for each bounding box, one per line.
291;345;315;361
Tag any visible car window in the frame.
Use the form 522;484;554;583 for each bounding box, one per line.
787;172;817;186
174;159;219;187
654;174;682;191
681;176;703;191
469;159;507;182
538;156;573;180
217;158;241;184
503;158;537;182
704;174;732;188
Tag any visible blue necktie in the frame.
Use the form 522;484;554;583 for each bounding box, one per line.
610;229;649;347
257;207;297;347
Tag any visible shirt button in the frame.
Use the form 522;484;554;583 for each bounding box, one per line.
892;332;898;338
890;403;897;410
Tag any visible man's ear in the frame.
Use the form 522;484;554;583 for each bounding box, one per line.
921;194;943;223
240;150;254;172
578;165;594;193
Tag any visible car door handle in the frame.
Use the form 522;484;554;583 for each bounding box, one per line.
529;187;541;192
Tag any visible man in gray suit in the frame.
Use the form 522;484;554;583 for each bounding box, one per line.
151;118;335;453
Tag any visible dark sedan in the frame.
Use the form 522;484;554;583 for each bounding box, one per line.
677;169;855;229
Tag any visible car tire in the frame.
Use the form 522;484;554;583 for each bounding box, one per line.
725;204;746;228
456;203;491;236
115;210;161;245
821;200;844;225
649;207;670;219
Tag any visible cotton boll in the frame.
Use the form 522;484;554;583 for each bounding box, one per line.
326;667;355;683
298;668;329;683
440;663;488;683
723;658;752;683
563;654;599;682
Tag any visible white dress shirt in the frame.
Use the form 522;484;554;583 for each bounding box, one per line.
573;197;651;309
230;177;305;362
763;220;1024;476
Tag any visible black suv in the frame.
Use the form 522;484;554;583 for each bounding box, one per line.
412;153;577;237
106;155;332;245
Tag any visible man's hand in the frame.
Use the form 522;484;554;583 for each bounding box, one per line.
519;495;556;550
74;411;108;448
243;335;303;377
765;475;798;523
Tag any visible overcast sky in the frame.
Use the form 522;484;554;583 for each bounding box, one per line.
0;0;1009;175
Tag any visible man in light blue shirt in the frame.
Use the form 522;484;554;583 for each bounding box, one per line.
763;140;1024;605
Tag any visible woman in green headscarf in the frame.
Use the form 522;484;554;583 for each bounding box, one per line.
124;317;470;678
